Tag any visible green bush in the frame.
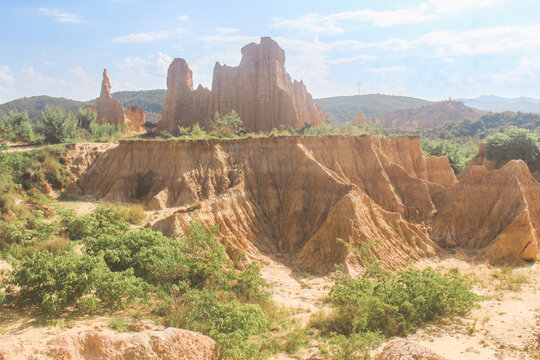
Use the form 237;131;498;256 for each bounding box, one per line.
2;199;275;359
0;111;35;142
40;106;77;144
65;204;141;241
421;139;477;173
319;266;478;338
326;332;382;360
88;121;125;140
166;288;271;360
211;110;245;137
485;127;539;165
2;249;143;314
76;107;96;130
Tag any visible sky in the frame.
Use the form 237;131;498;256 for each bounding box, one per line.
1;0;540;104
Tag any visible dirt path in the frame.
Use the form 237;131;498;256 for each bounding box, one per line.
261;262;332;359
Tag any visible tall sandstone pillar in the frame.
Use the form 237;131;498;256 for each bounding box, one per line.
157;37;325;134
95;69;126;126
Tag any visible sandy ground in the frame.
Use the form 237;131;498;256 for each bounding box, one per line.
406;258;540;360
264;257;539;360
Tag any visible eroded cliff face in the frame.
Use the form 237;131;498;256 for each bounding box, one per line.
431;161;539;263
95;69;126;126
126;105;146;132
157;37;325;135
71;136;539;272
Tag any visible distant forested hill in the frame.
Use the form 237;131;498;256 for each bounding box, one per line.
421;111;540;140
379;100;481;129
460;95;540;113
112;89;166;113
0;96;88;123
0;90;167;123
315;94;433;124
112;90;166;122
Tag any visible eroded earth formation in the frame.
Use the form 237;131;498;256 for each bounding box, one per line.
68;136;539;274
157;37;325;135
92;69;146;132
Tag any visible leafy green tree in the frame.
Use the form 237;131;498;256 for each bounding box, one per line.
76;107;96;130
421;139;477;173
485;127;540;165
1;111;34;142
40;106;77;144
211;110;245;137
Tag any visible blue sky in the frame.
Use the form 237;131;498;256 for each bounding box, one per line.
1;0;539;103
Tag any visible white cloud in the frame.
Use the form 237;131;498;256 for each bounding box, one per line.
272;4;437;35
177;15;189;21
114;52;172;90
429;0;502;13
417;24;540;56
367;66;407;73
112;30;170;43
197;34;258;49
0;66;99;103
328;54;377;64
273;14;345;35
0;66;13;86
0;65;14;103
38;8;81;23
216;28;240;35
490;57;540;86
272;1;504;35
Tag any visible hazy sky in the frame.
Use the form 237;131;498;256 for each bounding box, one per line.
1;0;539;103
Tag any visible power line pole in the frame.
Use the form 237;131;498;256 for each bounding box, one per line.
357;81;362;95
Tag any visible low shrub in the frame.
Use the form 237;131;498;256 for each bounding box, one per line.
310;240;479;357
485;127;539;166
2;250;144;315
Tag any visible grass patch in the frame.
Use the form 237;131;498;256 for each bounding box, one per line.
492;267;530;291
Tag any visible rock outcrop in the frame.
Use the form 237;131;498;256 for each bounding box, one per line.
0;327;220;360
376;339;448;360
95;69;126;126
157;37;325;135
70;135;539;270
126;105;146;132
378;100;480;129
431;160;539;263
72;136;460;274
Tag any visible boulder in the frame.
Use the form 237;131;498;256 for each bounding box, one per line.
0;327;220;360
376;339;447;360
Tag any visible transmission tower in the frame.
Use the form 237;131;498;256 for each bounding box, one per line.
357;81;362;95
